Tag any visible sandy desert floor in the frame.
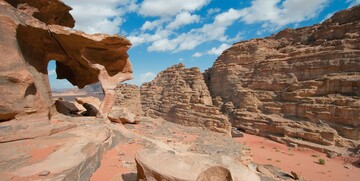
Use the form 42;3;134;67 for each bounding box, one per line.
89;121;360;181
235;133;360;181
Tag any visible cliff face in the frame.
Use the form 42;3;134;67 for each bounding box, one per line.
0;0;132;120
141;64;231;134
205;5;360;147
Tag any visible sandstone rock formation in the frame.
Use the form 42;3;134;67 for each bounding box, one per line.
135;149;259;181
107;84;142;124
113;83;143;116
0;116;123;180
0;0;132;121
108;108;136;124
141;64;231;135
204;5;360;148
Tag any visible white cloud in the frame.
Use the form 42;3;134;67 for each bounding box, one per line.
192;52;203;57
148;39;176;52
140;72;156;83
141;19;169;31
207;8;221;15
130;0;330;53
138;0;210;17
62;0;138;34
226;32;244;43
207;43;231;55
145;8;243;52
128;29;171;46
167;12;200;30
48;69;56;76
239;0;329;29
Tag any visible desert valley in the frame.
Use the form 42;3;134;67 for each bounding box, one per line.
0;0;359;181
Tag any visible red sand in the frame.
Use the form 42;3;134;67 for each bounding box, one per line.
90;142;142;181
235;133;360;181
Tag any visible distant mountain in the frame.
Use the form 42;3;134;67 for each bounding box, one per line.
52;83;103;95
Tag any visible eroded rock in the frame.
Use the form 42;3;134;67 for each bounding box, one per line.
0;0;132;121
140;64;231;135
196;166;233;181
204;5;360;148
135;149;260;181
108;108;136;124
113;84;143;116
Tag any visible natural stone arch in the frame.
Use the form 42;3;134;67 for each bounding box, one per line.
0;1;132;120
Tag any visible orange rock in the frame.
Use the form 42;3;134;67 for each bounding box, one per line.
0;0;132;121
204;5;360;148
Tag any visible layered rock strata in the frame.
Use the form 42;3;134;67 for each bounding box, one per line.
113;84;143;116
204;5;360;148
0;0;132;121
141;64;231;134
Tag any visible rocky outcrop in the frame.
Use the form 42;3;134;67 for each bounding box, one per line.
0;116;124;180
0;0;132;121
113;84;143;116
135;149;260;181
4;0;75;27
204;5;360;148
107;84;142;124
141;64;231;135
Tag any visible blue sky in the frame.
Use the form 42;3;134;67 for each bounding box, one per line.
49;0;360;89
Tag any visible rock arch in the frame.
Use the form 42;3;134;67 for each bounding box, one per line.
0;0;132;120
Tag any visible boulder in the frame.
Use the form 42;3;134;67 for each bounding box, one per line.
108;108;136;124
135;149;260;181
196;166;233;181
54;99;79;115
82;103;99;117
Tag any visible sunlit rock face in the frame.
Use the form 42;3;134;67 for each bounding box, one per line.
141;63;231;135
205;5;360;147
0;0;132;121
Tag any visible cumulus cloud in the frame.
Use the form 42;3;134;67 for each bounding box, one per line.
238;0;329;29
138;0;210;17
146;8;243;52
192;52;203;57
167;12;200;30
62;0;138;34
130;0;330;52
207;8;221;15
140;72;156;83
148;39;176;52
207;43;231;55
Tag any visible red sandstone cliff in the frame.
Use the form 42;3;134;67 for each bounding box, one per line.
204;5;360;148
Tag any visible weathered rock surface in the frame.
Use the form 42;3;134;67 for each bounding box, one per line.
75;96;101;116
113;83;143;116
4;0;75;27
0;0;132;121
54;98;79;115
135;149;259;181
141;64;231;135
108;108;136;124
0;116;124;180
204;5;360;148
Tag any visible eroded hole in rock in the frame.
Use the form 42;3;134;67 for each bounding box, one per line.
48;60;104;117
